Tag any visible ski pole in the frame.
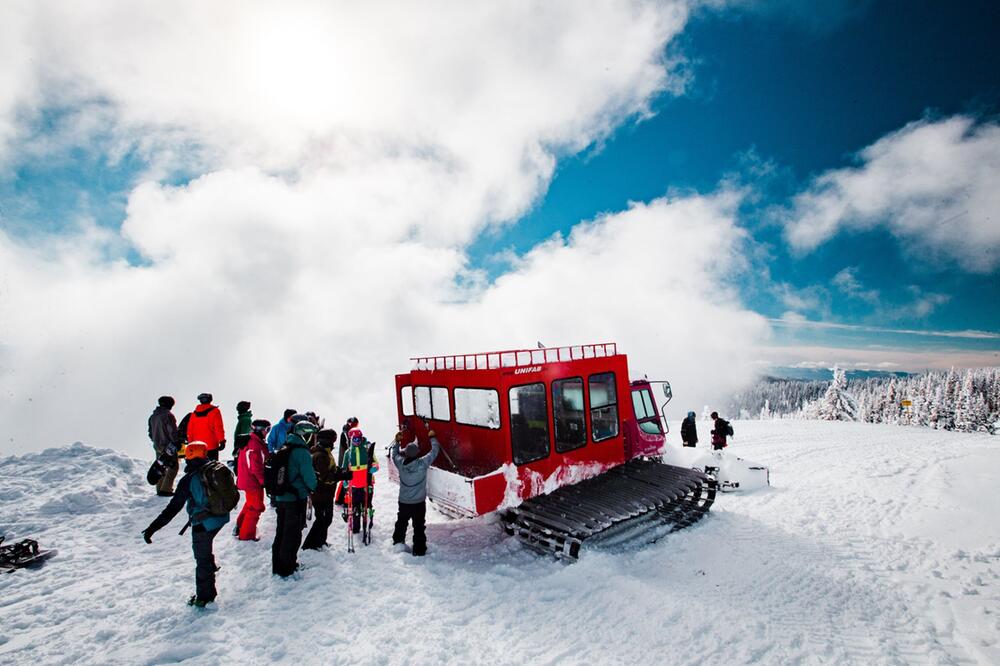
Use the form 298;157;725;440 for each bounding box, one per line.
179;519;191;535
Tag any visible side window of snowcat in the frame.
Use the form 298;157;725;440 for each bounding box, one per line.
553;377;586;453
509;383;550;465
631;388;662;435
589;373;619;442
414;386;451;421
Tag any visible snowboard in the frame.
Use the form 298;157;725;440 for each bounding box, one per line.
0;538;57;573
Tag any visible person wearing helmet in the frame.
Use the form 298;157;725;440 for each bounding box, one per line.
271;419;318;577
338;417;359;471
681;411;698;448
339;426;379;537
390;428;440;556
186;393;226;461
301;428;349;550
142;442;231;608
235;419;270;541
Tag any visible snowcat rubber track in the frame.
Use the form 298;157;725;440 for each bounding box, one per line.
500;459;716;560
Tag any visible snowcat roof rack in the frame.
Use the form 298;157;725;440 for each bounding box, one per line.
410;342;619;371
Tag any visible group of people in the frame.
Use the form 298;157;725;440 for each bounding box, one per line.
680;410;733;450
143;394;440;608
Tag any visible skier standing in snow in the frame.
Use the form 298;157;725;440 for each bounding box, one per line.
148;396;181;496
232;401;253;460
186;393;226;461
142;442;231;607
267;408;297;454
272;420;318;577
235;419;270;541
710;411;730;451
390;429;440;556
340;427;379;537
302;429;348;550
681;411;698;448
338;417;359;470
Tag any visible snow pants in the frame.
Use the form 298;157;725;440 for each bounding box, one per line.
349;487;369;534
191;524;221;602
153;444;178;494
392;501;427;556
272;499;306;577
302;495;333;550
236;488;265;540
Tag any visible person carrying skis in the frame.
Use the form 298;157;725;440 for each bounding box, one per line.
390;429;440;556
232;401;253;459
710;411;731;451
302;429;348;550
235;419;270;541
267;408;298;454
681;411;698;448
186;393;226;461
148;396;181;496
272;420;318;577
142;442;231;607
340;427;379;537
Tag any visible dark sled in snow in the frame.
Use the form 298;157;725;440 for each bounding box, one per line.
0;537;58;572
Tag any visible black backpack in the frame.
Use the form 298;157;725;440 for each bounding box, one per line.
724;420;735;437
264;446;294;497
199;461;240;515
178;412;192;443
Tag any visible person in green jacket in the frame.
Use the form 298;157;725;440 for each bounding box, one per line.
271;420;318;577
232;401;253;458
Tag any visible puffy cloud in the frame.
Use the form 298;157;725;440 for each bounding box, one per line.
0;1;770;455
783;116;1000;273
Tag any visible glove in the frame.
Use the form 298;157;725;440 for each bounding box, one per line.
142;529;154;544
218;439;226;451
427;430;436;439
394;433;402;443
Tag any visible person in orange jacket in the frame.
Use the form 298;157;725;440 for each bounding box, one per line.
186;393;226;461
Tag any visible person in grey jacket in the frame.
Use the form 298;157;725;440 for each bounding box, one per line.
390;430;440;556
148;396;181;496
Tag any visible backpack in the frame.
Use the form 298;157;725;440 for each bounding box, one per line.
264;446;294;497
198;461;240;515
725;420;735;437
178;412;192;442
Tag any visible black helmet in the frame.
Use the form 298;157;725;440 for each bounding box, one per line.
290;413;310;424
197;393;213;404
293;420;319;438
251;419;271;435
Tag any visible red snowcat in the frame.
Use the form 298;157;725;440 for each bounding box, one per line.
390;342;716;559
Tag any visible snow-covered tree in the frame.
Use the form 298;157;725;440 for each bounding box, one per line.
816;366;858;421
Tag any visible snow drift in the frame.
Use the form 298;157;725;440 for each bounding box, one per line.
1;421;999;664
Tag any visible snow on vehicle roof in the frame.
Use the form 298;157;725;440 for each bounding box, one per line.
410;342;619;371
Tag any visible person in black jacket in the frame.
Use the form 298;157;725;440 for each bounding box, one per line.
680;411;698;448
148;396;181;496
302;429;349;550
710;411;730;450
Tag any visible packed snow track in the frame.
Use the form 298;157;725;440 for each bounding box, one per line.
1;421;998;664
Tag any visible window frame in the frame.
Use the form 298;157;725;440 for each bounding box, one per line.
508;381;552;466
631;387;663;436
453;386;502;430
413;385;452;422
588;372;620;443
552;376;587;454
400;385;414;417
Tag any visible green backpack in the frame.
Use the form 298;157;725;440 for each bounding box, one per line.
199;461;240;515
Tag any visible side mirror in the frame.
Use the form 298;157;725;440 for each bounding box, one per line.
662;382;673;402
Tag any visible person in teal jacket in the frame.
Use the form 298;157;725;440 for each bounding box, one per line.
142;442;231;607
272;420;318;577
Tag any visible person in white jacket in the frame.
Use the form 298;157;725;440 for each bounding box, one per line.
389;430;440;556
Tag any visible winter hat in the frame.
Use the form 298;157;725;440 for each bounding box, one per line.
687;411;695;418
290;413;310;424
710;411;718;419
197;393;213;404
185;441;208;460
403;442;419;459
158;396;175;409
317;429;337;445
251;419;271;434
346;416;359;427
237;400;251;414
283;408;297;421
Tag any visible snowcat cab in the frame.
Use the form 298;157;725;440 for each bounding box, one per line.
390;343;716;559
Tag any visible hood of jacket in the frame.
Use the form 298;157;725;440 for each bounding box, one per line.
194;403;217;416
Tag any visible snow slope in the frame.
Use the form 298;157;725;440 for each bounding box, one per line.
1;422;998;665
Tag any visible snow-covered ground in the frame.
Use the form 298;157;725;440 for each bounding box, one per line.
1;421;998;665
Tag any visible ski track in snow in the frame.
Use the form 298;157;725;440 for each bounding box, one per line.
1;423;998;665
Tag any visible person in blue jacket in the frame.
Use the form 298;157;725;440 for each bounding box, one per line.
272;420;318;577
142;442;231;607
267;408;298;454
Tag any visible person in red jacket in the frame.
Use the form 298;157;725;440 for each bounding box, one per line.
235;419;270;541
186;393;226;461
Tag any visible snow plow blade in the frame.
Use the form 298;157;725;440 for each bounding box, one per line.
500;459;716;560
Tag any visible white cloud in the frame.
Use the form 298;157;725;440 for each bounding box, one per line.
783;116;1000;273
0;1;770;455
831;266;879;304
